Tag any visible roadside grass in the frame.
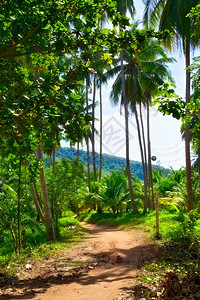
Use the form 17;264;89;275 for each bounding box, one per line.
0;213;86;273
62;210;76;218
77;207;200;241
58;216;81;228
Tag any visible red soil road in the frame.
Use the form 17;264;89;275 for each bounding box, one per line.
0;223;155;300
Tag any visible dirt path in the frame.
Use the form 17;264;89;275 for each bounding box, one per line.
0;223;155;300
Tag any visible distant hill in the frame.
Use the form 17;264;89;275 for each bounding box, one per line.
54;147;170;180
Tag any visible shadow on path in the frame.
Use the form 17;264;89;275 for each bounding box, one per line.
0;224;155;299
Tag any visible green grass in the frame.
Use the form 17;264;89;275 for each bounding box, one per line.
32;226;86;259
1;226;87;275
0;216;86;271
62;210;76;218
77;208;200;241
58;216;80;228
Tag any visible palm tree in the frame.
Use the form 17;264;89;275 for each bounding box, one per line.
116;0;135;17
143;0;199;211
85;75;91;192
105;39;174;211
139;40;174;209
116;0;139;213
104;170;129;216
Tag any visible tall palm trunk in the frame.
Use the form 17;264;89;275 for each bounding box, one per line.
38;146;56;241
86;76;91;192
185;38;193;211
140;104;149;206
92;76;97;182
120;50;138;213
99;81;103;180
147;99;154;209
134;104;148;211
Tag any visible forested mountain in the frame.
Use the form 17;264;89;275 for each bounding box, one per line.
53;147;170;179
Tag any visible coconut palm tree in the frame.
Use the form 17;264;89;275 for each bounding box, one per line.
105;38;174;211
116;0;135;16
143;0;200;211
116;0;139;213
103;170;129;216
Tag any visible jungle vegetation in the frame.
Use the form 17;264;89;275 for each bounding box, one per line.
0;2;200;291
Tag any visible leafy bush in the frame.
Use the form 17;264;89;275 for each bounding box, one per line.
58;217;80;228
62;210;76;217
166;210;200;254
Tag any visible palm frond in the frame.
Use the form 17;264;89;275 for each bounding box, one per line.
143;0;165;29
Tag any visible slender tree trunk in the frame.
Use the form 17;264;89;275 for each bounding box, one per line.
77;142;80;158
147;99;154;209
92;76;97;182
140;104;148;176
185;39;193;211
86;76;91;192
52;143;56;175
140;104;149;208
51;142;57;222
17;159;22;253
33;181;44;213
120;50;138;213
134;104;148;212
30;183;45;223
51;143;56;222
99;81;103;180
38;146;56;241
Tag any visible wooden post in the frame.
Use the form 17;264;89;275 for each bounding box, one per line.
155;192;160;238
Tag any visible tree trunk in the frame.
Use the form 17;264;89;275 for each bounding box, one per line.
140;104;149;209
37;146;56;241
30;183;45;223
33;181;44;214
120;50;138;213
147;99;154;209
52;143;56;175
77;142;80;158
50;143;56;223
86;76;91;192
185;38;193;211
17;159;22;253
134;104;148;212
92;76;97;183
99;81;103;181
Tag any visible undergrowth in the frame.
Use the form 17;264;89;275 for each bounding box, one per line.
0;211;86;272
